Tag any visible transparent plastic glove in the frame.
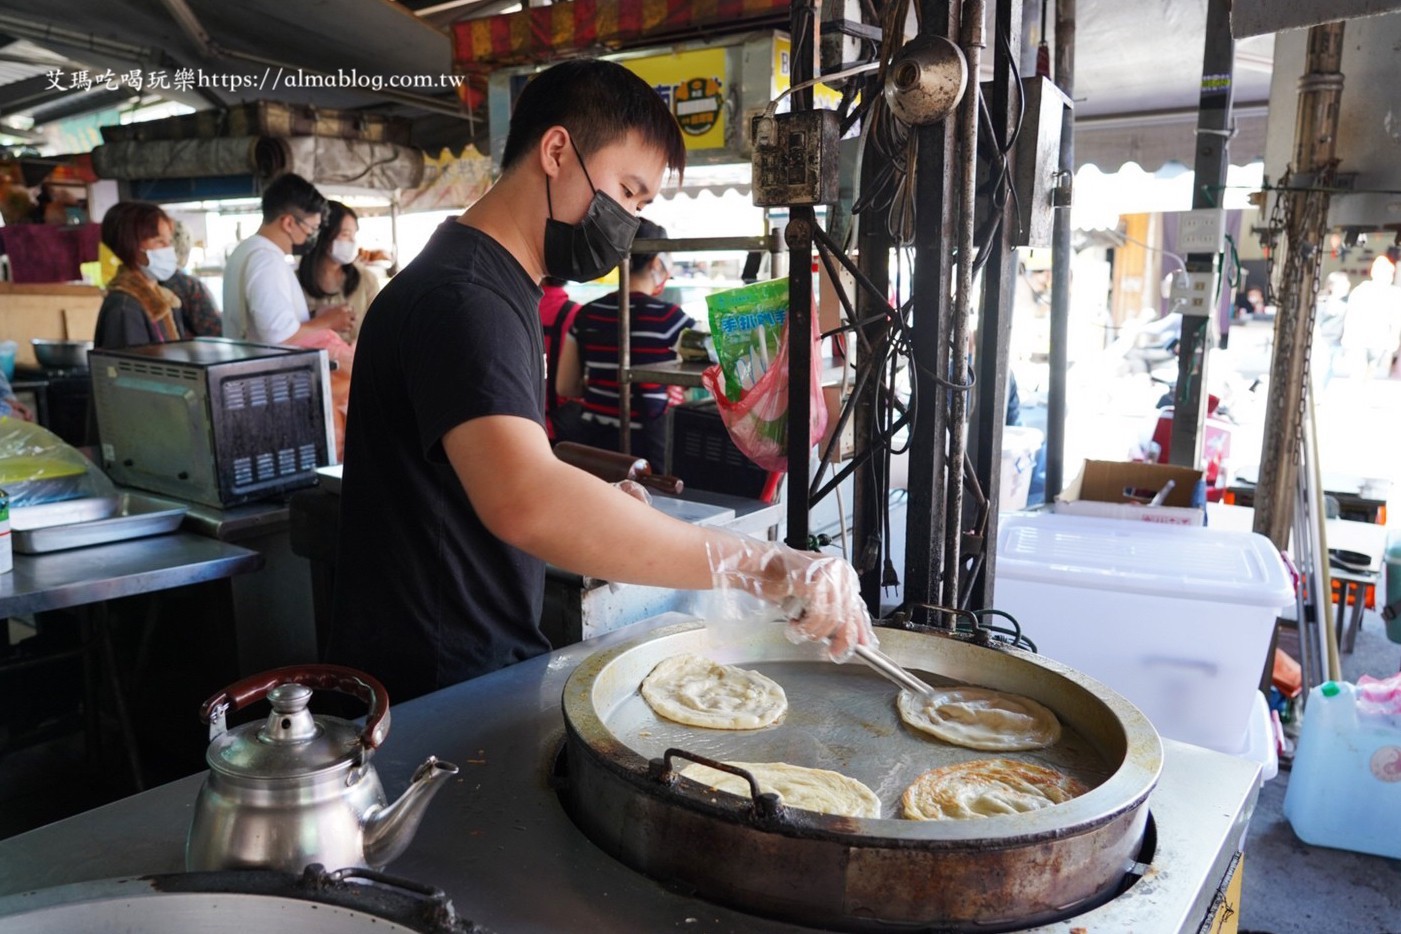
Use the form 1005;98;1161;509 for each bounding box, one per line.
706;535;876;662
613;478;652;506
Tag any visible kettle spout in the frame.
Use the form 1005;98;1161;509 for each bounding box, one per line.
363;755;459;868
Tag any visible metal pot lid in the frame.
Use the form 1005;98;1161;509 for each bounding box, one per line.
207;683;363;779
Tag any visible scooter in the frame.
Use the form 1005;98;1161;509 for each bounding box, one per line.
1133;372;1253;504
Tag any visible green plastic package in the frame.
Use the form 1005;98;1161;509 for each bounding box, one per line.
705;278;789;401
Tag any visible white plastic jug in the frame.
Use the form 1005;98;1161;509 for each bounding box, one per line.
1283;680;1401;859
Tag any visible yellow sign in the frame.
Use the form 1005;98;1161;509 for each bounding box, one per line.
772;36;845;111
1204;852;1244;934
624;47;728;151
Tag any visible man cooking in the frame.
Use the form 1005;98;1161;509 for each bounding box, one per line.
326;59;873;702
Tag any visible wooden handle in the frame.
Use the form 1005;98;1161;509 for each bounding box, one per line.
199;664;391;750
634;473;684;495
554;441;649;483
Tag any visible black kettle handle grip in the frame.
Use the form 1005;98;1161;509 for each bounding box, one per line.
199;664;391;750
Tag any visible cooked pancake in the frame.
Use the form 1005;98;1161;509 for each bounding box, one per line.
897;686;1061;751
682;761;882;819
640;653;787;730
902;757;1088;820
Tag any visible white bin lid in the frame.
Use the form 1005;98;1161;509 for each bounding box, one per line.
997;512;1294;607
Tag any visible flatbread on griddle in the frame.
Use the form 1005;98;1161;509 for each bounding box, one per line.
640;654;787;730
682;761;882;819
897;687;1060;751
902;757;1088;821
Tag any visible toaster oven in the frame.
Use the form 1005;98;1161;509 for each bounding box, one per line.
91;338;335;508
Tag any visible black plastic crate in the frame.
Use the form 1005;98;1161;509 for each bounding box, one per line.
666;401;773;500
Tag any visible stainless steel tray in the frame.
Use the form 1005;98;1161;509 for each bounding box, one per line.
649;495;735;526
13;493;189;554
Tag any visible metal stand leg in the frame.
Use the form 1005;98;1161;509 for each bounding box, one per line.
1291;474;1322;699
78;615;102;772
1343;580;1367;654
92;604;144;792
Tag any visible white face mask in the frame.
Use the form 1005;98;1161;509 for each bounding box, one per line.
144;245;178;281
329;239;359;266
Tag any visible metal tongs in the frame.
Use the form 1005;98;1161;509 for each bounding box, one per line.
781;596;940;699
851;643;940;700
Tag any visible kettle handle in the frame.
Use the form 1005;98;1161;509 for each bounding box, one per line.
199;664;391;750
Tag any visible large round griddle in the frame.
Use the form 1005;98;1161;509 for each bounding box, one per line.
559;621;1163;931
0;868;489;933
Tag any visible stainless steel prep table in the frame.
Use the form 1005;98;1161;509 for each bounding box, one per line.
1;532;264;791
0;533;262;619
0;613;1261;933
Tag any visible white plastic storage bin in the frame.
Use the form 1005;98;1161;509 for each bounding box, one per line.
995;513;1293;752
1235;691;1278;781
1284;680;1401;859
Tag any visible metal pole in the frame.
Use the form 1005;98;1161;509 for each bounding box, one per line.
388;195;401;277
968;0;1023;611
1044;0;1073;499
942;0;985;615
1252;21;1345;549
784;0;820;550
1168;0;1235;469
786;210;816;550
619;259;632;455
854;80;894;611
905;0;960;626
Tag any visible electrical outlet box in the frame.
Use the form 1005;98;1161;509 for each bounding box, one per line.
1010;76;1073;248
1168;271;1218;316
751;110;841;207
1177;209;1227;254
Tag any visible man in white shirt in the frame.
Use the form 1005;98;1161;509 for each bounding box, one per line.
223;173;352;343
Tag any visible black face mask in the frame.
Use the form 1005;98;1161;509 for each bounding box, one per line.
543;139;640;282
289;216;319;257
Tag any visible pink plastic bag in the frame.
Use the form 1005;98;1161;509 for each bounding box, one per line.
702;322;828;473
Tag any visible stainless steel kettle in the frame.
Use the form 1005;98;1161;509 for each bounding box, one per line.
186;664;458;873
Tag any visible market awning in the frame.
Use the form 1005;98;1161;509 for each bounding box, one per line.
0;0;474;151
442;0;1276;174
2;0;1281;172
1075;102;1270;174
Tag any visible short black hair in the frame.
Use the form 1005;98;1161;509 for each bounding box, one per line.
262;172;327;225
501;59;685;183
630;218;666;274
297;201;362;299
101;200;170;268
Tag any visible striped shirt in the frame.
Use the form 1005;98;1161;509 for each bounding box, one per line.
570;291;694;428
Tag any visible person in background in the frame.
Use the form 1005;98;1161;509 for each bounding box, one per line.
222;173;351;344
297;200;379;344
93;200;187;349
538;275;583;440
0;369;34;421
1233;285;1266;321
162;220;222;337
556;219;693;466
326;59;871;703
1341;255;1401;379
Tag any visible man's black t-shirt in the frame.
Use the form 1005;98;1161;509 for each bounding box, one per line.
327;221;548;701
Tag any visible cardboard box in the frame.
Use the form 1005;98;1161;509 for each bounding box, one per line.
0;283;103;366
1055;459;1205;526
